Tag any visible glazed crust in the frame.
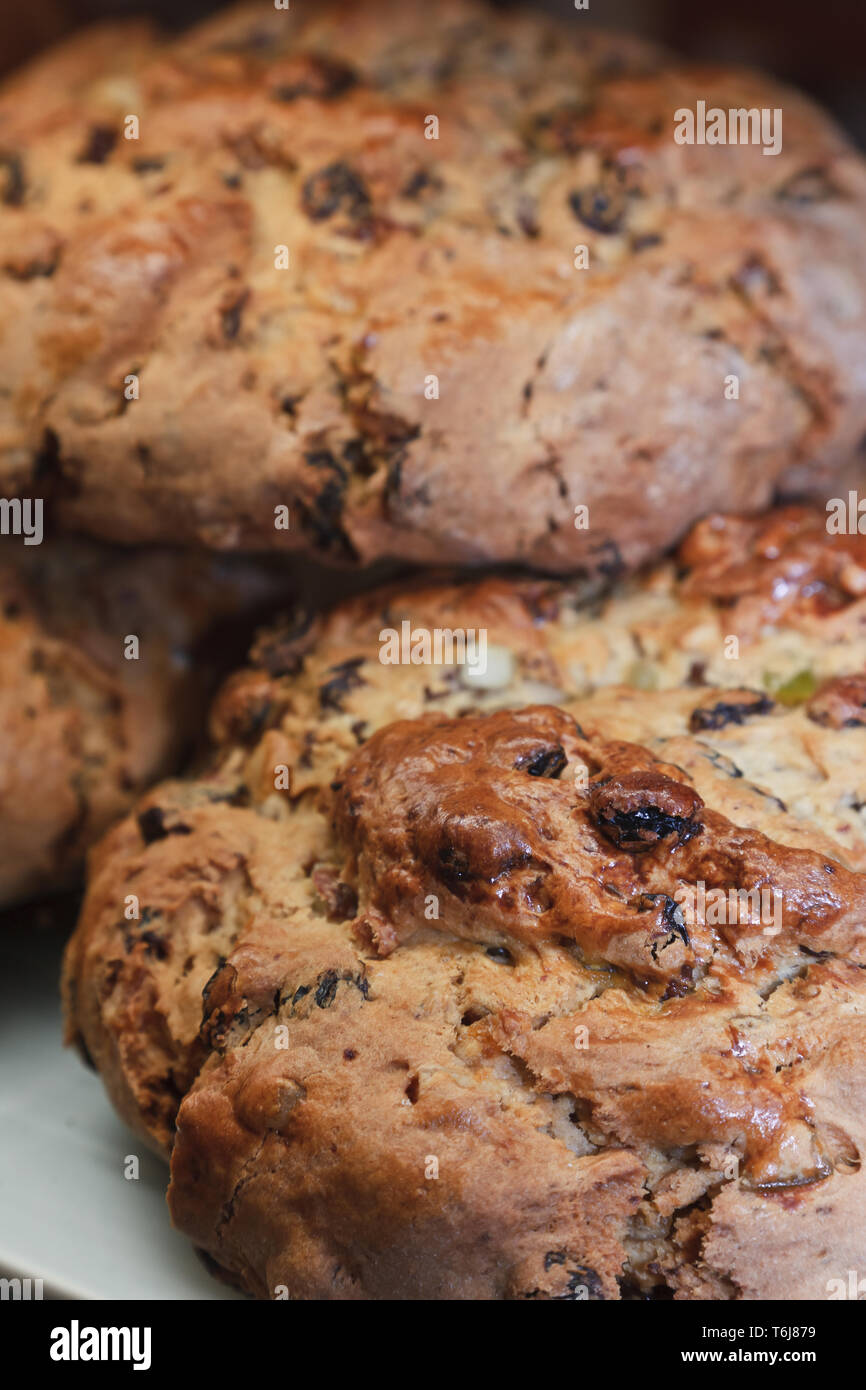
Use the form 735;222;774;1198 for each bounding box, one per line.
2;2;866;569
0;538;278;908
63;507;866;1298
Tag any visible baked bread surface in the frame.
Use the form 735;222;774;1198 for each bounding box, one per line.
1;2;865;568
63;507;866;1298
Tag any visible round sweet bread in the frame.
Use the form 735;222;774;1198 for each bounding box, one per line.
63;506;866;1298
2;1;865;569
0;538;279;908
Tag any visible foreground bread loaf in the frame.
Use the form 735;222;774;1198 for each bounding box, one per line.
63;507;866;1298
0;540;278;908
1;1;865;570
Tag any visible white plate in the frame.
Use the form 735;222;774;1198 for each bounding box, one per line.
0;918;242;1300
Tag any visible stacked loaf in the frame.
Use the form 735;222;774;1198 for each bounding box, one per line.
1;0;865;1300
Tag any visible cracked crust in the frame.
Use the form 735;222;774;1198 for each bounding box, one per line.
0;538;280;908
2;2;866;569
63;507;866;1297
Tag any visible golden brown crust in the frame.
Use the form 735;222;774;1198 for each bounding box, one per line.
63;508;866;1296
679;507;866;629
2;4;865;569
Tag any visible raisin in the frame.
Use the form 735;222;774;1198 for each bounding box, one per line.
0;152;25;206
748;783;788;814
702;748;744;779
341;438;368;472
640;892;690;948
271;54;358;102
27;427;67;499
523;104;588;155
643;895;692;964
776;166;842;203
305;447;346;476
591;537;626;585
516;197;540;238
438;846;472;880
689;692;774;732
401;168;442;199
313;969;367;1009
315;970;340;1008
139;930;170;960
319;657;366;711
78;126;117;165
601;804;700;850
297;449;355;556
661;966;695;1000
800;945;833;961
519;745;567;778
568;176;626;234
201;958;228;1012
556;1266;604;1300
221;290;249;341
590;772;704;852
251;608;314;678
201;786;249;807
137;806;193;845
302;479;349;552
4;250;59;280
301;161;371;222
631;232;663;252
